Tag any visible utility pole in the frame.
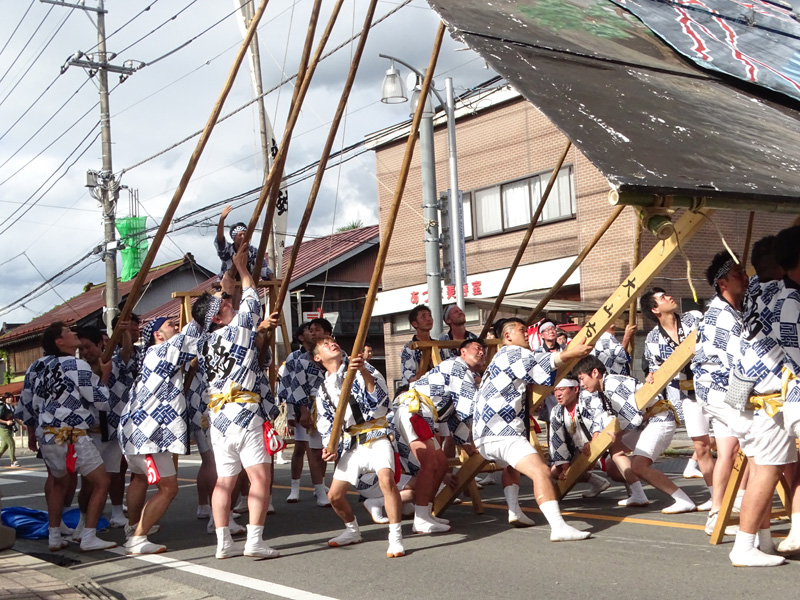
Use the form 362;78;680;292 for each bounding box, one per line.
46;0;137;333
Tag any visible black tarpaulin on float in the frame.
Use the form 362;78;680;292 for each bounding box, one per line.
427;0;800;205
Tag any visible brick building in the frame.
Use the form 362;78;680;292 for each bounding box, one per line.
368;81;786;389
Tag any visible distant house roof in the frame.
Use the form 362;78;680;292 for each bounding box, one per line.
139;226;380;325
0;255;207;346
282;225;379;288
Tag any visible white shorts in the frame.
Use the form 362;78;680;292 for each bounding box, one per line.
294;423;324;450
333;437;395;486
192;428;212;454
127;451;177;478
40;435;103;479
210;419;271;478
622;420;675;461
729;411;797;466
683;399;711;439
394;405;438;447
89;433;123;473
477;436;536;469
701;399;736;439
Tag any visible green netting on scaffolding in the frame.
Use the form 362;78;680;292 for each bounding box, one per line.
115;216;148;282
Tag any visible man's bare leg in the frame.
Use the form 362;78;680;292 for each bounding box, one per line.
630;455;695;513
327;479;362;547
196;450;216;519
711;436;740;511
46;473;71;551
288;440;307;502
377;468;404;557
307;448;329;506
410;439;449;532
240;462;279;558
778;455;800;552
611;441;649;506
730;462;785;567
79;466;116;551
502;465;534;527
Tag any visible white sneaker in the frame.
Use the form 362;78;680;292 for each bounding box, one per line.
124;524;136;539
125;536;166;555
412;517;451;534
582;476;610;499
618;496;649;507
244;540;281;559
364;498;388;524
386;538;405;558
196;505;212;520
704;511;739;536
550;524;592;542
10;461;19;467
328;528;362;547
730;546;786;567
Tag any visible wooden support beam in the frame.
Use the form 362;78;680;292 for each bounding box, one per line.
627;216;643;360
479;141;571;338
433;452;489;516
742;211;756;269
101;0;271;361
326;23;446;454
557;331;696;498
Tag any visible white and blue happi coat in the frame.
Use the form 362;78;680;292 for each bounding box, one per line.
407;356;479;445
591;375;647;432
399;336;423;386
16;357;49;437
438;330;478;361
277;349;324;413
88;350;136;442
473;344;556;445
24;355;111;445
549;392;603;466
592;331;631;376
314;358;391;455
202;286;277;434
214;238;272;281
644;311;700;417
120;321;203;455
692;295;743;408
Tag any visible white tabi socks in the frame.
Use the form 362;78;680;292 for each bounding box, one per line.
110;504;128;528
504;484;535;527
48;526;68;551
286;479;301;503
729;530;785;567
314;483;331;507
778;513;800;553
328;519;362;547
696;486;713;512
540;500;591;542
412;503;450;534
617;481;649;507
387;522;404;558
79;527;117;552
215;526;241;559
661;489;697;514
244;524;280;558
72;512;86;542
582;472;610;498
364;497;389;524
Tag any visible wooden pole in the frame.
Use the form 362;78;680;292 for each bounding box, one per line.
249;0;340;281
275;0;379;312
478;141;571;338
525;204;625;326
626;214;643;359
326;22;446;455
101;0;271;361
741;211;755;269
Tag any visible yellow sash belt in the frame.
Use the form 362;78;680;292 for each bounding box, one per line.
747;367;796;418
208;383;261;413
644;399;681;427
395;389;439;422
43;426;87;445
345;416;389;446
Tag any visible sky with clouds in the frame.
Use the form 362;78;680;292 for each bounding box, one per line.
0;0;498;324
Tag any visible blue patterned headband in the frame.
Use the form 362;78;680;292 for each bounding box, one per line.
203;295;222;332
713;258;736;288
231;225;246;238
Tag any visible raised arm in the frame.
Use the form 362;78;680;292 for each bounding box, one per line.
233;241;255;290
216;204;233;247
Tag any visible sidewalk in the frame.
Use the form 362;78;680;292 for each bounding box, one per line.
0;551;94;600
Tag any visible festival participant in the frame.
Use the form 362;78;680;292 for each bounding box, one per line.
119;314;203;555
556;330;569;348
215;204;272;281
192;242;281;560
473;318;592;541
22;322;117;552
548;377;609;497
727;228;800;566
396;338;486;532
592;324;636;376
277;321;329;506
313;337;404;558
0;393;19;467
573;355;696;513
641;289;707;489
438;305;478;360
75;326;135;531
692;251;750;533
400;306;434;385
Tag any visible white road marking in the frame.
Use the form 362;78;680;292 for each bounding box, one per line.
0;478;25;486
107;548;340;600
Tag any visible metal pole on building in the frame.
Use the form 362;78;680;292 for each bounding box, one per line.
419;111;444;338
444;77;465;311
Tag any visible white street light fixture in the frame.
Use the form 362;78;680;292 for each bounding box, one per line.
380;62;407;104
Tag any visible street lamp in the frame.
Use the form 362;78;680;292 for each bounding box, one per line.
379;54;466;335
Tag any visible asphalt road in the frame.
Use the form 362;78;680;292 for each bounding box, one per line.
2;447;799;600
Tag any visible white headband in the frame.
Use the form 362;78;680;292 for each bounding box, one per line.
555;378;579;388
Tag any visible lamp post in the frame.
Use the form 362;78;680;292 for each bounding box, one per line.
380;55;466;335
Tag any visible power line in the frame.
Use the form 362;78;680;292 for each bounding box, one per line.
115;0;203;57
83;0;162;54
0;9;73;109
0;4;56;90
0;0;36;63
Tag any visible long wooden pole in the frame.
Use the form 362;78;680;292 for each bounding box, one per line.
250;0;342;282
478;141;571;338
326;22;446;455
525;204;625;326
275;0;378;312
101;0;271;361
741;211;755;269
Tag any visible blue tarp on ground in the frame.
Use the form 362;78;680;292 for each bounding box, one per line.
1;507;108;539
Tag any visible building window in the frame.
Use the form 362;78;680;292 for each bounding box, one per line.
466;166;575;239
